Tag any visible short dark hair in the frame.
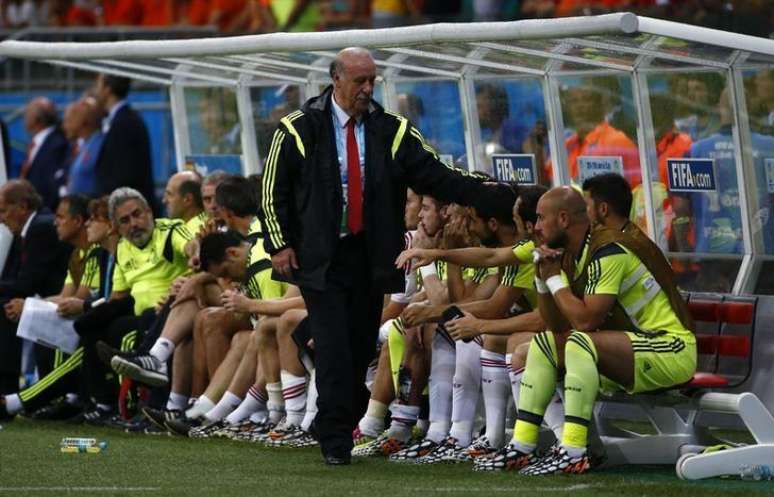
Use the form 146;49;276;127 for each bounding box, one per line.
2;179;42;211
101;74;131;99
88;196;110;220
179;179;203;209
471;182;518;227
517;184;548;226
215;176;259;218
60;194;91;221
199;230;244;273
582;173;633;218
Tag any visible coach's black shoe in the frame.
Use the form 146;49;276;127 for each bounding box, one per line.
30;399;83;421
96;341;127;367
111;354;168;387
324;454;351;466
165;416;202;436
142;406;183;431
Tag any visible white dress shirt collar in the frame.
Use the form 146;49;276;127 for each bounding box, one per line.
20;210;37;239
29;126;54;163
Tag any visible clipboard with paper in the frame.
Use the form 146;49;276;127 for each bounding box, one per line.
16;297;80;354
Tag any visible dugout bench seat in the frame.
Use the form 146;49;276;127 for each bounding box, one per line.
592;293;774;479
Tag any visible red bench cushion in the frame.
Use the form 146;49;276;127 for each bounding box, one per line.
686;372;730;388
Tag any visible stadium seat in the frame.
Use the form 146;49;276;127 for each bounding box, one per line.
593;293;774;479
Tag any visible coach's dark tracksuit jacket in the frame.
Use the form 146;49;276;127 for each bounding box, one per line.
260;85;483;292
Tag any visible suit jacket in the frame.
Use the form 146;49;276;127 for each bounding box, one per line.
95;104;156;212
0;211;72;300
260;86;483;292
26;128;70;211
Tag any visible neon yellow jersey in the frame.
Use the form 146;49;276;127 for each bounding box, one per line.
471;266;499;284
511;239;535;264
249;217;262;237
580;241;692;339
112;219;193;315
243;239;286;301
64;243;102;293
185;211;208;237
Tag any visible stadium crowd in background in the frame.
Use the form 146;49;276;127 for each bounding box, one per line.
0;0;770;37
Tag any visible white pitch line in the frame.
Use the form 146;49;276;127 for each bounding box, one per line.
412;484;596;493
0;487;160;492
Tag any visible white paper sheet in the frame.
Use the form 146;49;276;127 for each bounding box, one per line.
16;297;80;354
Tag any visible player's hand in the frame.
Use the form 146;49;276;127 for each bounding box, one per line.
56;297;85;318
535;245;563;279
3;298;24;322
411;225;441;250
446;310;481;341
401;303;435;327
395;248;434;270
272;247;299;279
222;289;252;314
172;276;207;308
442;210;471;249
170;276;189;296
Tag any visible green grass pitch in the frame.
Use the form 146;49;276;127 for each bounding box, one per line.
1;419;773;497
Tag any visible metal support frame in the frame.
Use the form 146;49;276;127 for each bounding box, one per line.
630;70;661;244
43;59;170;86
235;75;261;176
163;57;308;85
564;37;730;70
459;48;484;173
96;59;236;86
384;47;546;77
168;79;192;171
542;74;570;186
473;41;633;73
728;61;763;295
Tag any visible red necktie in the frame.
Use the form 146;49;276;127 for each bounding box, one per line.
346;118;362;234
19;141;34;179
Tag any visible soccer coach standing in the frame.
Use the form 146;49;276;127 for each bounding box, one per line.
260;47;483;465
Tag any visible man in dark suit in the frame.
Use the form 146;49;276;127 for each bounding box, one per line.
260;47;484;465
93;74;156;213
0;180;71;398
20;98;70;211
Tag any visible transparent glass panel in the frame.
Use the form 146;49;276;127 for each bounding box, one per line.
395;80;466;163
184;87;241;156
473;78;551;185
250;85;302;166
755;260;774;295
555;75;643;226
742;68;774;255
647;71;744;291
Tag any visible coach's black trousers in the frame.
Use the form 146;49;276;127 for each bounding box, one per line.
0;310;21;395
300;233;383;458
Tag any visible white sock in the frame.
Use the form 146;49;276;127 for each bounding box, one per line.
449;340;482;447
358;399;388;437
300;371;318;432
543;391;564;441
204;391;242;422
149;337;175;363
416;418;429;437
249;410;269;424
280;370;307;427
427;332;455;443
185;394;214;419
481;350;509;449
226;385;267;425
4;394;22;415
166;392;189;412
387;403;420;442
506;354;524;409
266;382;284;424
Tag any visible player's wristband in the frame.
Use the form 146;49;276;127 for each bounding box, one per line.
419;264;438;279
534;277;549;294
546;275;568;295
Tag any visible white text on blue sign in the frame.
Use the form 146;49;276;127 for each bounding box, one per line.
491;154;536;184
667;158;717;192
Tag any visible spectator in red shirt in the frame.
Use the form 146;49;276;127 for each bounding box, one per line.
100;0;142;25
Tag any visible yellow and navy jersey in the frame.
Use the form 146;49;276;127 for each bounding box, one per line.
502;239;538;308
567;236;692;339
185;211;209;237
64;243;102;293
242;237;286;301
113;219;193;315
